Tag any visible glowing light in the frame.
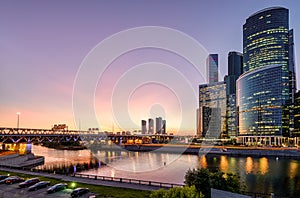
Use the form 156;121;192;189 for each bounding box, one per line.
71;182;76;188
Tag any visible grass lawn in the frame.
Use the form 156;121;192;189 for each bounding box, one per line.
0;170;151;198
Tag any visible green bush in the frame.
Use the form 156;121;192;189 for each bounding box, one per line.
150;186;204;198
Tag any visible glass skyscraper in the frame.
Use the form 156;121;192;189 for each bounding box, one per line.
294;91;300;138
206;54;219;83
198;82;226;138
237;65;287;137
243;7;289;73
225;52;243;137
237;7;296;145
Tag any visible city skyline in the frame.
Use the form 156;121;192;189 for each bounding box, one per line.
1;1;300;134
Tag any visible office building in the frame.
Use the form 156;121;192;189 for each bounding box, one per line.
198;82;226;138
156;117;162;134
243;7;289;73
237;7;296;144
294;91;300;137
141;120;147;134
162;120;166;134
225;52;243;137
148;118;154;134
206;54;219;83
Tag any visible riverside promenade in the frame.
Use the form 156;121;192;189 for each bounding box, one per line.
0;167;181;191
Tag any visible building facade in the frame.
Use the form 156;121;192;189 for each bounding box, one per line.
148;118;154;134
237;65;288;139
294;91;300;137
141;120;147;134
243;7;289;73
162;120;166;134
156;117;162;134
225;52;243;137
206;54;219;83
198;82;226;138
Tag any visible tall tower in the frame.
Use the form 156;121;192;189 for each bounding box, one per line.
141;120;147;134
162;120;166;134
243;7;289;73
237;7;295;143
225;51;243;137
148;118;154;134
156;117;162;134
206;54;219;83
226;52;243;95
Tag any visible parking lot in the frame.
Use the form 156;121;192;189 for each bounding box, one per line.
0;182;95;198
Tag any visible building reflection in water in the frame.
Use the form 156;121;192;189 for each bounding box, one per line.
111;169;115;178
259;157;269;175
199;155;207;168
289;160;298;179
245;157;253;173
220;155;229;172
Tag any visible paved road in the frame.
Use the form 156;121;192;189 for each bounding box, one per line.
0;167;161;191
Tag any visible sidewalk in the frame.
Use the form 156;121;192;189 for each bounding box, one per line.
0;167;162;191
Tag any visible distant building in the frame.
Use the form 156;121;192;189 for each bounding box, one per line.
206;54;219;83
52;124;68;131
224;51;243;137
198;82;227;138
196;108;201;137
162;120;166;134
148;118;154;134
156;117;162;134
141;120;147;134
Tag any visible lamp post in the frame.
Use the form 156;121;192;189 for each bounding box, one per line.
16;112;20;129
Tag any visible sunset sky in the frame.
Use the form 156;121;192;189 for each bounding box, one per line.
1;0;300;134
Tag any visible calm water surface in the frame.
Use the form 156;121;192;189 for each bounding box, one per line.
32;145;300;196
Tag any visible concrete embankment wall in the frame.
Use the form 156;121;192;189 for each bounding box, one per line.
120;145;300;159
0;153;44;168
227;148;300;158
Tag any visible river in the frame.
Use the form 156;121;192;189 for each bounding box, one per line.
32;145;300;196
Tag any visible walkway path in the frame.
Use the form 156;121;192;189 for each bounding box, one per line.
0;167;165;191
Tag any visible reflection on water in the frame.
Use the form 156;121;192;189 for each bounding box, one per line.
199;155;207;168
259;157;268;175
289;161;298;179
32;145;300;196
220;155;229;172
245;157;253;173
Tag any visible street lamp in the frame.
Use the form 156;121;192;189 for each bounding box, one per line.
16;112;20;129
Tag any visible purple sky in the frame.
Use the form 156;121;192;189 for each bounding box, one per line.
1;0;299;134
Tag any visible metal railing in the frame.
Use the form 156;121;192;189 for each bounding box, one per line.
73;173;184;188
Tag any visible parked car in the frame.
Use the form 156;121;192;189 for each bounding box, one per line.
47;183;67;193
19;178;40;188
0;175;8;180
71;188;89;197
28;181;51;191
0;176;25;184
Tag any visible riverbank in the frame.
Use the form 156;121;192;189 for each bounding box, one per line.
0;152;44;168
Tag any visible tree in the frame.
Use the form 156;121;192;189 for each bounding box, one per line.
150;186;204;198
184;168;244;197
